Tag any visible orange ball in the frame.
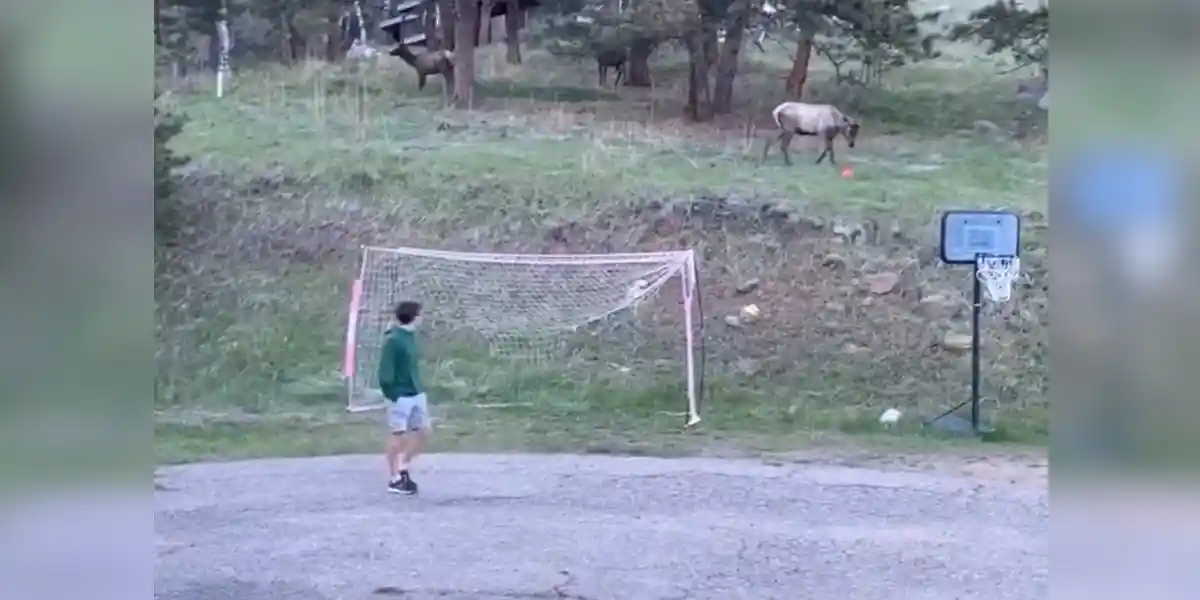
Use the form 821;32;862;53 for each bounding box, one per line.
841;167;854;178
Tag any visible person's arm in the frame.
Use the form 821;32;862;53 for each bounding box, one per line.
408;336;423;395
377;336;405;401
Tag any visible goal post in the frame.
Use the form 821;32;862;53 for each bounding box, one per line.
342;246;705;426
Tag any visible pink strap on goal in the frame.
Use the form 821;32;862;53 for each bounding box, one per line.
343;279;363;379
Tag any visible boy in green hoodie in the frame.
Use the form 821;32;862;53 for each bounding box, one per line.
377;300;429;495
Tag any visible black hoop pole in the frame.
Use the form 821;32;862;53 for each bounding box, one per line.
970;255;984;433
935;210;1020;437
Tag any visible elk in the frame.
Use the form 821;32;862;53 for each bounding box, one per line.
595;46;627;88
761;102;860;166
388;44;455;101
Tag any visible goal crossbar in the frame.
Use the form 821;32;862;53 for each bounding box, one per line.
343;246;704;426
361;245;693;265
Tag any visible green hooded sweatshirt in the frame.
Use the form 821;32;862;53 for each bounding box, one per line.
377;326;422;400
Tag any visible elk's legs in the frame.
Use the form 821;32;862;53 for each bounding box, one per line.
778;132;794;165
815;139;836;165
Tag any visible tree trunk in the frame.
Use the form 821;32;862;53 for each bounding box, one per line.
286;14;304;63
504;0;521;64
703;25;719;66
207;28;220;71
424;4;440;49
439;0;456;51
479;0;494;44
626;38;655;87
452;0;478;109
325;10;343;62
685;25;716;122
785;35;813;98
712;0;757;114
374;0;392;45
279;13;292;65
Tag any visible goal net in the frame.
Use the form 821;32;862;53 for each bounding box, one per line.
343;246;704;426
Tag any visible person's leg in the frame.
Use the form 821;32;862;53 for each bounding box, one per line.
397;394;431;492
386;399;417;493
406;393;432;463
386;432;408;480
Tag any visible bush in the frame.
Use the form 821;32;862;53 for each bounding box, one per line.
154;86;189;244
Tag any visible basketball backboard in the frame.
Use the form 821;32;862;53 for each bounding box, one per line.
940;210;1021;265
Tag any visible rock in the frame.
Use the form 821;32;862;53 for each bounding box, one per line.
824;301;847;315
736;358;762;377
739;304;762;323
822;253;848;269
862;218;881;245
879;408;902;425
831;221;866;245
903;164;944;173
735;278;761;295
864;271;901;295
841;343;868;355
942;332;973;351
760;202;789;220
790;214;825;229
917;294;960;319
973;119;1002;135
724;315;742;328
916;246;940;267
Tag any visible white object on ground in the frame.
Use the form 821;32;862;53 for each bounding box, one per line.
740;304;761;320
626;279;649;303
879;408;902;425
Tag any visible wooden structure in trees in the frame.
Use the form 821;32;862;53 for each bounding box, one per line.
380;0;539;47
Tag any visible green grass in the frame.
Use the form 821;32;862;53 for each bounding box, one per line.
156;43;1049;464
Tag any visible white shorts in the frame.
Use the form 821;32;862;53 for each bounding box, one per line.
386;393;429;433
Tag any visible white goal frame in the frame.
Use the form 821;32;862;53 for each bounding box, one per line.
342;246;704;426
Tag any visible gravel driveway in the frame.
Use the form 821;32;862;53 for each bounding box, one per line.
154;453;1047;600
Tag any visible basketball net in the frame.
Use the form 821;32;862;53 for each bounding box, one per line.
976;256;1020;303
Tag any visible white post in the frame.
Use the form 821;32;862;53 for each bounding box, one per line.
216;4;232;98
680;251;700;426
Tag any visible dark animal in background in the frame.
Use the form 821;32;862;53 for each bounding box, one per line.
388;44;455;100
762;102;860;166
594;47;628;88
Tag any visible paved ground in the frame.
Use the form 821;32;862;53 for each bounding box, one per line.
154;453;1048;600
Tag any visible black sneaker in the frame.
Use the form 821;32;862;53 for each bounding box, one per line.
400;472;419;495
388;472;418;495
387;478;407;494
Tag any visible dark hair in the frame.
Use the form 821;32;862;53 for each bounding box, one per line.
394;301;422;324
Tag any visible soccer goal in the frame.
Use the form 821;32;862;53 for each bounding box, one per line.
342;246;705;426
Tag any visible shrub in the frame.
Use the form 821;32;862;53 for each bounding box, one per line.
154;86;189;244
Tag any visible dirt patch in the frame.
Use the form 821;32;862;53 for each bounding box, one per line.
765;446;1048;489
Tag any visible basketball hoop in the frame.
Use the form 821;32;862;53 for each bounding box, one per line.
975;256;1020;303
